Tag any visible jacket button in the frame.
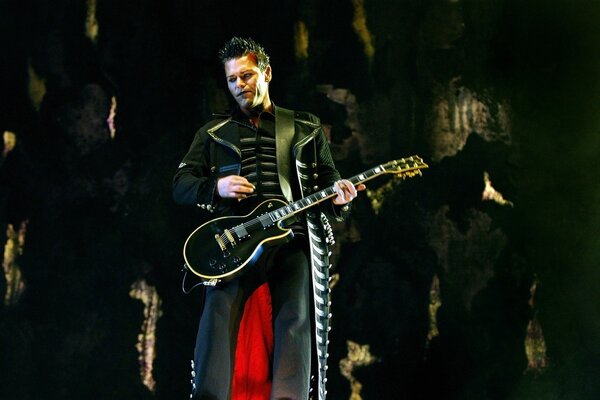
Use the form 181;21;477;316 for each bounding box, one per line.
313;186;319;191
210;166;216;172
313;173;319;179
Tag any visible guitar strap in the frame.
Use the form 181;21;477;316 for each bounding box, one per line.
275;106;295;203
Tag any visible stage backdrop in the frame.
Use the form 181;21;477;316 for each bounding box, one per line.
0;0;598;399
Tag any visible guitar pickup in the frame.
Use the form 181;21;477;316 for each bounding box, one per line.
234;224;249;239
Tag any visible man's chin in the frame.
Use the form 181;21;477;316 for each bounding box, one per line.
235;99;250;109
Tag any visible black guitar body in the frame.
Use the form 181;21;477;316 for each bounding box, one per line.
183;199;293;281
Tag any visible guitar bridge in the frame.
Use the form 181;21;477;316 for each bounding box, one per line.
214;234;227;252
224;229;237;247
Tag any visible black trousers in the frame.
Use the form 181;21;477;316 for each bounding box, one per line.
191;239;311;400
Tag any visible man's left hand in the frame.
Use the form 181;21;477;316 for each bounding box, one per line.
332;179;366;205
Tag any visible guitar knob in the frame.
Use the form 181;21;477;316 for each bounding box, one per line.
223;251;231;258
209;259;216;266
218;264;227;272
233;256;241;264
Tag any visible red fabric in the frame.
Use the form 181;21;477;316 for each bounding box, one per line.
231;283;274;400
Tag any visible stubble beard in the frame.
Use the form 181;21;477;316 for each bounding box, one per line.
242;89;266;115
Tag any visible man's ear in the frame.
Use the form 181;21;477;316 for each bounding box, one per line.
265;65;272;83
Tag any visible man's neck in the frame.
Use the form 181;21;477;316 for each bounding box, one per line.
243;100;273;116
242;99;273;127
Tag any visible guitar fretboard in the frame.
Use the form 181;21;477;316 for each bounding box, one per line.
266;164;388;223
230;156;426;237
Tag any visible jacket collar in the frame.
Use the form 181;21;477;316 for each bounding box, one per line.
213;106;275;126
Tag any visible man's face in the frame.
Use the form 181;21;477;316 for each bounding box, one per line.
224;54;271;114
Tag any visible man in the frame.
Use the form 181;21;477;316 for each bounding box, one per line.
173;37;363;400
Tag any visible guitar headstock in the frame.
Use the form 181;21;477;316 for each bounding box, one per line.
382;155;429;178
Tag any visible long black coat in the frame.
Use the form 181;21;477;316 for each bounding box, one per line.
172;105;346;400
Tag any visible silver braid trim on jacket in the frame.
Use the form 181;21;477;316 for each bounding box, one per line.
308;213;333;400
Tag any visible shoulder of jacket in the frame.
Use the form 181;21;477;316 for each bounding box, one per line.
293;110;321;128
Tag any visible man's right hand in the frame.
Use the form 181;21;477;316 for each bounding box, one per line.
217;175;255;199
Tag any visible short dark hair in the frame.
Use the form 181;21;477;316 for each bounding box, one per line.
218;37;270;71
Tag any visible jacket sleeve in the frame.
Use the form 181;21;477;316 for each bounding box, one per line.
172;126;219;209
314;126;351;222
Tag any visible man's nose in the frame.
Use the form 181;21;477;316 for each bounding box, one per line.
236;77;245;88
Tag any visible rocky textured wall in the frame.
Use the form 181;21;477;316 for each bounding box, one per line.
0;0;598;399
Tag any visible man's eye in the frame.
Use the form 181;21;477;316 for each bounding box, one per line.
228;78;236;83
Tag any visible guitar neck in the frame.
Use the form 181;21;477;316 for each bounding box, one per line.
266;164;388;224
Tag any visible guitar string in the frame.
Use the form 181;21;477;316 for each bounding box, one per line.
222;182;346;244
215;162;420;245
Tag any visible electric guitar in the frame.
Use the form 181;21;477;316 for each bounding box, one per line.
183;155;428;283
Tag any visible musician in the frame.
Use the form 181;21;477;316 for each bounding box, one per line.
173;37;364;400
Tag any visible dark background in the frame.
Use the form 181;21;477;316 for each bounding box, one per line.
1;0;599;399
